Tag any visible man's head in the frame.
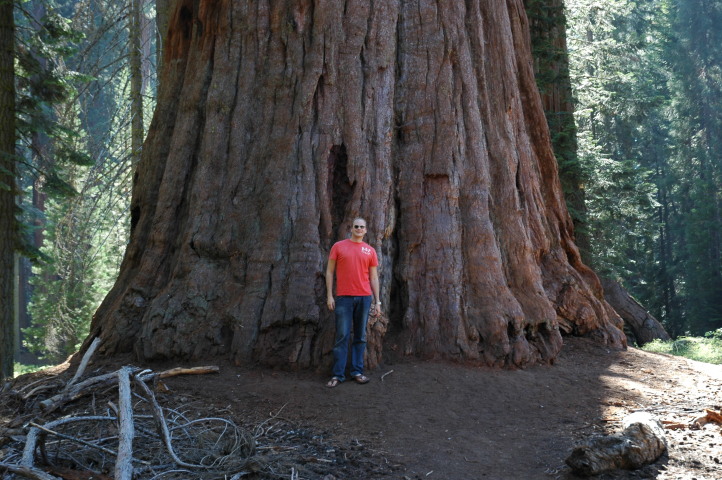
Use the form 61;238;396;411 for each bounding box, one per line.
350;217;367;240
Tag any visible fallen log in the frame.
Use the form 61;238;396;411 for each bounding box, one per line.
566;412;667;476
601;278;670;346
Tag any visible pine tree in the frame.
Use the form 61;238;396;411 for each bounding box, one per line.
0;0;16;379
666;0;722;334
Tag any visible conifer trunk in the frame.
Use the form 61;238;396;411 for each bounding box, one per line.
86;0;625;369
129;0;144;164
0;0;16;379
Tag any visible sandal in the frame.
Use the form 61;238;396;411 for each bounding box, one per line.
352;374;370;384
326;377;340;388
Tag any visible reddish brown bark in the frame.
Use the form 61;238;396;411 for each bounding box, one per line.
85;0;625;369
601;278;670;346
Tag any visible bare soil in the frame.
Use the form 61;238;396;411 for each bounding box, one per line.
166;336;722;479
4;336;722;479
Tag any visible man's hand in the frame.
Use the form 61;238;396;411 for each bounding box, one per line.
327;297;335;311
370;303;382;318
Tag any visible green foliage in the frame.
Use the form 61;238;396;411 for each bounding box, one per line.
567;0;668;278
15;0;156;362
704;328;722;340
642;335;722;365
565;0;722;337
13;362;50;377
25;170;129;361
14;3;90;246
662;0;722;336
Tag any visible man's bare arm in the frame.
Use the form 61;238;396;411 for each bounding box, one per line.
326;259;336;311
370;265;380;315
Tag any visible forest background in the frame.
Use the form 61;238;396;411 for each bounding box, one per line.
1;0;721;370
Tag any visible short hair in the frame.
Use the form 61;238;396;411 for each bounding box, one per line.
352;217;367;225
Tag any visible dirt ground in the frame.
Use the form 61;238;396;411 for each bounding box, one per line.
3;336;722;479
161;336;722;480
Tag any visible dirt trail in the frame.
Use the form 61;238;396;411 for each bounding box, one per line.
164;337;722;479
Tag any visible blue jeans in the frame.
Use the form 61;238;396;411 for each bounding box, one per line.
332;295;372;382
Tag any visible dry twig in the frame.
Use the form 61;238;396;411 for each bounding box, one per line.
134;377;207;469
23;418;123;465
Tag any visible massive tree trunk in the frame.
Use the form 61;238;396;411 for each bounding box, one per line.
0;0;15;379
601;278;670;346
85;0;625;369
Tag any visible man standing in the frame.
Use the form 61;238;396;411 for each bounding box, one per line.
325;217;381;387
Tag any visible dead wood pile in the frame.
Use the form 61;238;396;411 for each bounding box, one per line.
0;339;400;480
0;341;252;479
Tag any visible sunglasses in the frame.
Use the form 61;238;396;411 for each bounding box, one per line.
353;225;366;229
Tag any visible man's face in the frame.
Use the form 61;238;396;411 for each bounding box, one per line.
351;221;367;238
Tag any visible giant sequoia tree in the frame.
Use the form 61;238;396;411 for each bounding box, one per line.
85;0;626;369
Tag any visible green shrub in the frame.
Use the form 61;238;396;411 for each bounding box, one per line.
642;335;722;365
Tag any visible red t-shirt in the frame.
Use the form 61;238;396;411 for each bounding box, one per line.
329;239;378;296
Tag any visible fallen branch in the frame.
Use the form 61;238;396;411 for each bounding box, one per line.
39;371;130;413
10;364;251;478
20;382;64;401
157;366;220;379
116;367;135;480
254;404;289;438
68;337;101;387
17;376;65;401
0;462;61;480
691;416;710;429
